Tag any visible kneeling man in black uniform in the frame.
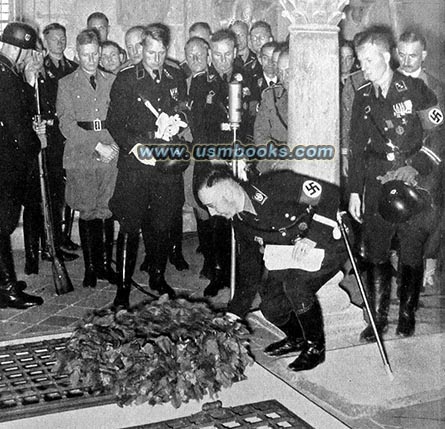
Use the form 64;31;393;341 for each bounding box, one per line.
197;167;346;372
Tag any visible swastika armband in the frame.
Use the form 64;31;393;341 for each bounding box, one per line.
418;105;444;130
299;180;322;206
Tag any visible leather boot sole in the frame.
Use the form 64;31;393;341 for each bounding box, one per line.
264;337;306;356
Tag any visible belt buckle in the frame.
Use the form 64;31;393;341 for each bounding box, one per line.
93;119;102;131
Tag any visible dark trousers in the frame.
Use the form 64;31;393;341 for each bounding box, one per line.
110;167;184;271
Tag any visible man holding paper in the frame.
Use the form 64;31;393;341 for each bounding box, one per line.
198;168;346;372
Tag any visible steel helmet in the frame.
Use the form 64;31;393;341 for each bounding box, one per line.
0;22;37;50
378;180;424;223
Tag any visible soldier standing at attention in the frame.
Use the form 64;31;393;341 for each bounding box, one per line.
0;22;45;309
42;23;80;254
107;26;187;308
396;30;445;275
254;47;289;173
348;27;443;341
57;29;119;289
196;29;256;297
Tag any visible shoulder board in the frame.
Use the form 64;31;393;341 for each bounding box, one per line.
165;58;181;70
193;70;206;79
119;64;135;73
357;81;372;93
163;68;174;80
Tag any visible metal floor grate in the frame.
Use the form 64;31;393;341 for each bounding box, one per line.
128;400;314;428
1;339;313;428
0;336;114;422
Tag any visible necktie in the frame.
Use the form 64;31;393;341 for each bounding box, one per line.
90;75;96;90
222;73;228;83
153;69;161;83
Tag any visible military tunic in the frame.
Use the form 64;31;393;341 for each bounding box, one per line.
106;62;187;235
0;54;40;234
201;64;257;145
57;68;117;220
253;84;288;173
349;70;443;266
229;170;346;326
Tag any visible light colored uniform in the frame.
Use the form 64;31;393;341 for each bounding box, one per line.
57;68;117;220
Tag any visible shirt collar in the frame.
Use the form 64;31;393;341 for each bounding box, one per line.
399;67;422;78
374;68;393;98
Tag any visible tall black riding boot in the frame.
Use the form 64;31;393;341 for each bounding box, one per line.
0;234;43;309
79;219;96;288
61;205;80;251
169;208;189;271
203;216;231;297
196;218;213;280
149;234;176;298
95;219;118;285
264;312;306;356
23;206;41;275
360;262;392;342
139;216;152;273
396;264;423;337
113;232;139;310
288;299;325;372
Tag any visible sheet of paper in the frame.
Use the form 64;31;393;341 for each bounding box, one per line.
263;245;325;272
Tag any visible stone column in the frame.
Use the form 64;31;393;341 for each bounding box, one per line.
279;0;348;186
277;1;366;341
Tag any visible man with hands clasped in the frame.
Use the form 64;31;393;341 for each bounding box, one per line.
57;29;119;290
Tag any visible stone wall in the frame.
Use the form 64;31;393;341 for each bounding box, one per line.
19;0;283;62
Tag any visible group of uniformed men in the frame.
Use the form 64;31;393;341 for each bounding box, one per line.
0;12;443;373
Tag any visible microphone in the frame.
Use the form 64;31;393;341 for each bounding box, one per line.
228;76;243;126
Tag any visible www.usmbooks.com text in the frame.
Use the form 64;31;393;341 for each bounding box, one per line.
134;142;335;161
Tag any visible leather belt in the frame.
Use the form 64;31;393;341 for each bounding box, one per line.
77;119;106;131
367;145;420;161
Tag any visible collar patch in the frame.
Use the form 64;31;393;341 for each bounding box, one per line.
251;185;268;205
394;80;408;92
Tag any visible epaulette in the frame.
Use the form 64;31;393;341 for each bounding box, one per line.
98;69;113;79
192;70;206;79
164;68;174;80
357;81;372;94
165;58;181;70
119;64;135;73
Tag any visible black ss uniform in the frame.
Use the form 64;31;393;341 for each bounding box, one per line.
107;62;187;287
229;170;346;325
228;170;346;370
234;49;263;97
0;53;40;235
349;71;443;267
22;56;78;273
202;64;257;144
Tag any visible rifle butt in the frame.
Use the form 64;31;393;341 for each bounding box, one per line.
52;257;74;295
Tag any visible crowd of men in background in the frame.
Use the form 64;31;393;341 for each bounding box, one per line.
0;10;443;372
